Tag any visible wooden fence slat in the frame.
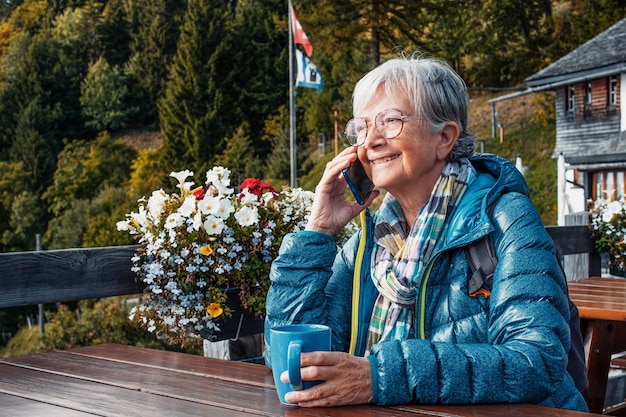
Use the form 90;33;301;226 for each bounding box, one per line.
0;245;144;308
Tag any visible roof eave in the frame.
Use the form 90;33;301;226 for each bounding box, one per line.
525;62;626;90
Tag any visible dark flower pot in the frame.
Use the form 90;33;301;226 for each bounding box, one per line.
205;288;265;342
609;264;626;278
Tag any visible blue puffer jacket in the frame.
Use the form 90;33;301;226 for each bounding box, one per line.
264;153;588;411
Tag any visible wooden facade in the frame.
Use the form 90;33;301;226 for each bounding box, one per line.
553;73;626;201
513;18;626;219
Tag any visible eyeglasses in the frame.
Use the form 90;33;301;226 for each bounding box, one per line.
344;109;417;146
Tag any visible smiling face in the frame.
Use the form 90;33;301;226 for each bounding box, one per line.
356;85;459;211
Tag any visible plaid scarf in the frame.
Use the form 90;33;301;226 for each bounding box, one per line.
366;159;475;351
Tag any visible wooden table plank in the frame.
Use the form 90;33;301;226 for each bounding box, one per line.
0;392;95;417
569;278;626;321
0;364;254;417
65;343;274;387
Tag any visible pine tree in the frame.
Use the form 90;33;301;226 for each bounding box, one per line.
80;57;136;131
157;0;229;174
125;0;184;125
214;122;264;186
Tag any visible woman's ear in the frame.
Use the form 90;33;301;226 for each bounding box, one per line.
436;122;460;160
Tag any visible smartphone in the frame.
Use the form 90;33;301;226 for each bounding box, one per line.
342;157;375;205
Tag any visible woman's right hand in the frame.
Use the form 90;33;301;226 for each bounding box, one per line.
305;146;379;236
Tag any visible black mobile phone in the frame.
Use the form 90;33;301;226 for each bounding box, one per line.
342;157;374;205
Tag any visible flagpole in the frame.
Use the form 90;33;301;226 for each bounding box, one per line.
288;0;297;188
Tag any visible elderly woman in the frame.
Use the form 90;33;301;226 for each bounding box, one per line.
263;55;588;411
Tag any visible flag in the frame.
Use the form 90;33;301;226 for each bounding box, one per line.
296;49;323;93
290;6;313;57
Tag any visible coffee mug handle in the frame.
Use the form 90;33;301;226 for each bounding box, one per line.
287;340;303;391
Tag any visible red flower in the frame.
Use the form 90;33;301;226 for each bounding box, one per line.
240;178;277;199
192;186;205;200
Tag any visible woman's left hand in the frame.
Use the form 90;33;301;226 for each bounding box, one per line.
281;351;373;407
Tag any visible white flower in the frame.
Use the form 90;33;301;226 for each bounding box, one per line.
198;195;221;215
239;189;260;205
170;170;194;185
164;212;184;229
192;211;203;231
235;205;259;226
261;191;276;205
178;195;197;217
147;189;168;219
215;199;235;219
116;220;130;231
203;215;225;235
206;166;233;195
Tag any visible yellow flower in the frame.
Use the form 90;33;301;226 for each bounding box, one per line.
206;303;223;318
200;244;213;256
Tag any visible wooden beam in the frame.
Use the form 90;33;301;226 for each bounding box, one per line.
0;245;144;309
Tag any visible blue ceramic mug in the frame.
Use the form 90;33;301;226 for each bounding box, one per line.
269;324;331;405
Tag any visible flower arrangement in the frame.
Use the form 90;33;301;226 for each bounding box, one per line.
588;197;626;272
117;167;337;345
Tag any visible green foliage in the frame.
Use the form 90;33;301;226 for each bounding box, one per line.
218;0;288;159
80;57;137;131
214;122;265;183
10;97;61;191
83;186;135;247
589;198;626;271
2;190;46;251
0;325;41;358
40;297;201;353
125;0;184;126
127;147;170;201
6;0;53;35
43;132;137;217
44;199;90;249
0;161;43;252
45;185;138;250
98;0;131;66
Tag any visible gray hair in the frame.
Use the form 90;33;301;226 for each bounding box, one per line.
352;55;476;161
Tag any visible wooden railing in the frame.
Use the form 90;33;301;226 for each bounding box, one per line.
0;245;144;309
545;225;601;279
0;225;600;311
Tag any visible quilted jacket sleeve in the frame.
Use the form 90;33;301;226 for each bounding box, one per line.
369;192;586;410
263;230;356;365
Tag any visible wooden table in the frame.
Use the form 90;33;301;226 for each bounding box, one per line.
0;343;601;417
568;277;626;414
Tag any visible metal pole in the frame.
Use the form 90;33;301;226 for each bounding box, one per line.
333;107;338;156
288;0;297;187
490;102;497;138
36;234;44;335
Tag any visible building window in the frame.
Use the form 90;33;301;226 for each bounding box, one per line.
567;84;575;112
608;75;617;106
593;170;626;201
